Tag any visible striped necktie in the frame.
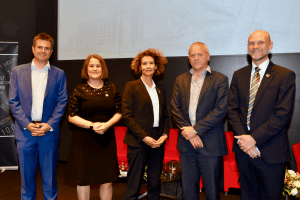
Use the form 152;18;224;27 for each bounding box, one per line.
247;67;260;127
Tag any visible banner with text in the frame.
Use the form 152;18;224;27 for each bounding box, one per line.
0;42;19;171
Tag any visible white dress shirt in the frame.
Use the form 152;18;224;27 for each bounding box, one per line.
141;77;160;127
31;59;50;121
250;58;269;90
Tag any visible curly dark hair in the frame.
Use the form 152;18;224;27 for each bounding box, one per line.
131;48;167;76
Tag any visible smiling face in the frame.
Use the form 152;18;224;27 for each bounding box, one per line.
188;44;210;74
248;30;273;66
87;57;102;80
32;39;53;64
140;56;157;78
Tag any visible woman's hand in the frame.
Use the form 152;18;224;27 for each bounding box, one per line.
93;122;110;135
151;134;168;148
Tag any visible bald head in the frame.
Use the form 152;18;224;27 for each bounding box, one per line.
248;30;271;44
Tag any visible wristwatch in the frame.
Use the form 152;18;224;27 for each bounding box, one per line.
193;129;197;134
90;122;94;130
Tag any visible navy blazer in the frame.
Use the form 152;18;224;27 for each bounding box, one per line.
171;70;228;156
228;62;296;163
9;63;68;141
122;78;169;147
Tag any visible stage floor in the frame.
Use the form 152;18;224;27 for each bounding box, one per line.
0;162;241;200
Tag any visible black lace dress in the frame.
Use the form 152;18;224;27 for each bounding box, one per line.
65;81;121;186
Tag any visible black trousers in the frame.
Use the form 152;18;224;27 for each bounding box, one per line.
235;153;286;200
124;132;164;200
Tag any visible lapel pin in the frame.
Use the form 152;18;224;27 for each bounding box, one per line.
265;74;270;77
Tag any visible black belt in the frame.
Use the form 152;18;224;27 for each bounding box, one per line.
32;121;42;124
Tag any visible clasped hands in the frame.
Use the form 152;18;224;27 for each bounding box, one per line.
181;126;203;149
235;135;260;158
93;122;110;135
26;123;51;137
142;134;168;148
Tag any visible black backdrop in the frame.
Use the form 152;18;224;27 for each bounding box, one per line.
1;0;299;170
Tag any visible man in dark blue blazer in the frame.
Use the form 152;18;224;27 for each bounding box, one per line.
171;42;228;200
228;30;296;200
9;33;68;200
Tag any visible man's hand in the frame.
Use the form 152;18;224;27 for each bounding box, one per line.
246;146;261;158
37;123;51;134
142;136;157;147
151;134;168;148
180;126;196;140
235;135;256;152
26;123;46;136
189;135;203;149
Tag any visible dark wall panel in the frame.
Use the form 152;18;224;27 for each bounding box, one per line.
0;0;37;64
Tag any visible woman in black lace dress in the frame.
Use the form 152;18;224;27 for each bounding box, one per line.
65;54;122;200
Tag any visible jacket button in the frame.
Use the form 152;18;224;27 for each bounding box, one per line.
244;123;247;125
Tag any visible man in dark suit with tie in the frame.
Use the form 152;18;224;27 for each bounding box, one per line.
171;42;228;200
9;33;68;199
227;30;296;200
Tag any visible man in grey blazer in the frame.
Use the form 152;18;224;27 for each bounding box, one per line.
171;42;228;200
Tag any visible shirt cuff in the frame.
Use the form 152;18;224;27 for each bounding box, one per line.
237;139;261;155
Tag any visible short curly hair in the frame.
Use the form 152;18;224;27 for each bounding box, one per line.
131;48;167;76
81;54;108;80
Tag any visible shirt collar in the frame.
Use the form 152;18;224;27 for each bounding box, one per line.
31;59;51;71
252;58;269;72
140;77;156;89
189;65;211;75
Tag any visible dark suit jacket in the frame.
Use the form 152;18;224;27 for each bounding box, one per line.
171;70;228;156
228;61;295;163
122;78;170;147
9;63;68;141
